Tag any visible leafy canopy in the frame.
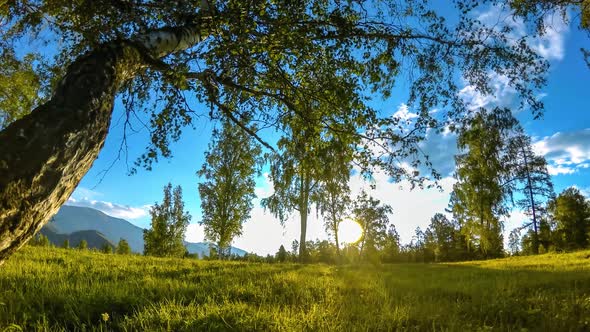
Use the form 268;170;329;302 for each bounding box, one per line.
353;191;393;260
1;0;549;181
198;119;261;257
144;183;191;257
548;187;590;250
451;108;519;256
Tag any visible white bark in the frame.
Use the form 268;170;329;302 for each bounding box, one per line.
135;24;209;58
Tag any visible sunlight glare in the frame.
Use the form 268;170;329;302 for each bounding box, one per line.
338;219;363;245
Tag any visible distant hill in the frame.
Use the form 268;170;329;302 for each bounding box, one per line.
40;226;115;250
48;206;145;252
43;205;247;257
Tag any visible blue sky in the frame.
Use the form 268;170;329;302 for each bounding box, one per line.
66;8;590;255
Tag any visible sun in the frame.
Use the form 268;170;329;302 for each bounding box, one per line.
338;219;363;245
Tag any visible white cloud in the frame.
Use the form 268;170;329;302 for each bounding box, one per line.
502;209;531;249
254;172;274;198
504;210;530;232
185;223;205;243
393;103;418;121
573;186;590;198
546;164;576;176
66;196;151;220
459;6;569;110
531;14;568;61
70;187;103;200
458;73;518;111
533;129;590;175
477;5;568;61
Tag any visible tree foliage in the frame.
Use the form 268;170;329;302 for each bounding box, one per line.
198;120;261;259
451;108;519;257
353;191;393;262
508;228;521;255
144;183;191;257
261;111;323;260
29;234;51;247
77;240;88;250
101;243;113;254
276;245;288;263
548;187;590;250
450;107;553;256
262;110;356;260
380;224;402;263
518;188;590;254
315;139;353;257
2;0;549;170
507;129;554;254
0;51;43;129
426;213;457;262
116;238;132;255
509;0;590;67
0;0;554;261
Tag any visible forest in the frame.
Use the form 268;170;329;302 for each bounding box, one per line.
1;0;590;330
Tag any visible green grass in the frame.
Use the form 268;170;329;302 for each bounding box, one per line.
1;247;590;331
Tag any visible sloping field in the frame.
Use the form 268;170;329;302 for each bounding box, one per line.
1;247;589;331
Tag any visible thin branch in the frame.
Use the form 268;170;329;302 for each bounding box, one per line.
211;99;276;153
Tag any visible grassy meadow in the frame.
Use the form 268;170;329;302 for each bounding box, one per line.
0;247;589;331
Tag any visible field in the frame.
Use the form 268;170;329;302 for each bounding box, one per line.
0;247;589;331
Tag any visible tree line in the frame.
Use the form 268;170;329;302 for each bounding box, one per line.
164;107;589;264
29;235;132;255
398;109;590;263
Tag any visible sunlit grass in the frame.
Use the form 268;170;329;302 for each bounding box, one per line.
1;246;589;331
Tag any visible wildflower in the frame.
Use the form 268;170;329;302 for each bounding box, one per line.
101;313;109;322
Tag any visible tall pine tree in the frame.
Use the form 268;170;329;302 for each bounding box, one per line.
507;130;554;254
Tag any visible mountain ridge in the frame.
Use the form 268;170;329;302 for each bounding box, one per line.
43;205;247;257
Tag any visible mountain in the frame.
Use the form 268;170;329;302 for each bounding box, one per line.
49;206;145;252
40;226;115;250
43;205;247;257
184;242;247;257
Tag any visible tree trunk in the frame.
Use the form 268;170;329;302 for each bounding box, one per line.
217;241;224;260
299;207;308;261
522;145;539;254
359;219;368;260
334;222;341;257
332;209;341;258
298;171;311;262
0;24;208;264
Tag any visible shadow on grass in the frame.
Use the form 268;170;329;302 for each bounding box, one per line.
2;249;590;331
333;262;590;331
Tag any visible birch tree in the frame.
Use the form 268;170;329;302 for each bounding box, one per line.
353;191;393;262
451;108;518;258
198;119;261;259
144;183;191;257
